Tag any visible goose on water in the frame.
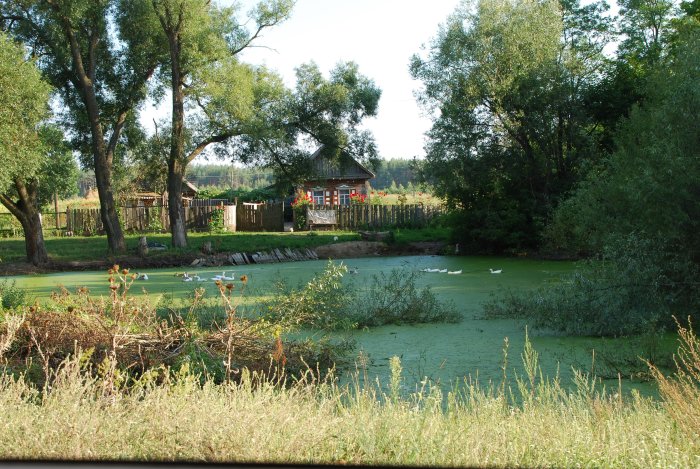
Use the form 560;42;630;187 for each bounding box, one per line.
490;268;502;274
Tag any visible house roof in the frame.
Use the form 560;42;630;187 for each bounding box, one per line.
308;147;375;181
183;180;198;193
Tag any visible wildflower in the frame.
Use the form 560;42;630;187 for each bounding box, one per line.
110;284;118;291
240;275;248;284
67;306;74;313
226;283;234;291
121;269;129;275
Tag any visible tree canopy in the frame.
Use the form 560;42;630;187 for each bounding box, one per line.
411;0;611;251
0;32;49;190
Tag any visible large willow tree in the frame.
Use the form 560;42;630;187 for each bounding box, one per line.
411;0;611;252
0;32;51;265
1;0;162;254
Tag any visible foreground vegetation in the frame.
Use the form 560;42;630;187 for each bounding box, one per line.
1;263;698;465
0;322;699;466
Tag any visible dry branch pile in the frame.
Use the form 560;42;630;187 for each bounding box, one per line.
0;266;341;386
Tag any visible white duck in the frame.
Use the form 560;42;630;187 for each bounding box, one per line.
447;270;462;275
136;273;149;280
182;273;193;282
490;268;502;274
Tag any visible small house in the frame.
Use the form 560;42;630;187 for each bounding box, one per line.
126;180;199;208
300;147;375;206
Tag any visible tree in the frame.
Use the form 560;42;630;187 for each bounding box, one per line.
0;32;51;265
38;126;80;204
411;0;612;252
230;61;382;186
147;0;380;247
1;0;162;253
148;0;293;248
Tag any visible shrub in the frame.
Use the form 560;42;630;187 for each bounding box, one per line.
264;261;356;331
350;268;460;327
0;280;26;310
208;208;226;233
484;234;700;336
264;263;460;330
291;193;312;230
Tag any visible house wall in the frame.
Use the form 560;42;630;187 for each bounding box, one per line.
301;179;368;205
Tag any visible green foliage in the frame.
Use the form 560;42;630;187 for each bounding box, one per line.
350;268;460;327
486;234;700;336
524;27;700;335
291;193;312;230
36;125;80;207
0;32;50;191
0;280;27;310
207;208;226;234
411;0;612;253
264;261;356;331
264;262;460;331
187;164;275;191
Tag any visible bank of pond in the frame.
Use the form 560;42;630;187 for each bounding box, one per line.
3;255;676;398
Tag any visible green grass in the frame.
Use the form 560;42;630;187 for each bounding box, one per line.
0;228;451;265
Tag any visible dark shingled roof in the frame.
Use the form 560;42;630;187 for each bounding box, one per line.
308;147;375;181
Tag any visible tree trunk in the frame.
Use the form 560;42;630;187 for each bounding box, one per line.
64;14;126;254
167;27;189;248
0;179;48;266
168;158;188;248
20;210;48;267
94;151;126;253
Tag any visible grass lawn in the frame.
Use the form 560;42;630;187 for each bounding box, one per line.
0;228;451;264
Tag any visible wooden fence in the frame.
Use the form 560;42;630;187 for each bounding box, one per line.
0;212;69;237
304;204;444;230
0;202;443;238
236;203;284;232
65;205;237;234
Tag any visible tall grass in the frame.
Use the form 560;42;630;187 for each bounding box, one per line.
648;317;700;445
0;333;698;465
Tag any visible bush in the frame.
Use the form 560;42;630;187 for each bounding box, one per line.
484;234;700;336
264;263;460;330
208;208;226;233
264;261;356;331
0;280;26;310
350;268;460;327
291;193;312;231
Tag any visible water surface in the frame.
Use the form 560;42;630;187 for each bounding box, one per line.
8;255;661;397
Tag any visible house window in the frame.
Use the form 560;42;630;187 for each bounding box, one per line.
312;190;325;205
339;189;351;206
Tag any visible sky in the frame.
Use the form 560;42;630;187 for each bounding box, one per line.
141;0;462;161
233;0;463;160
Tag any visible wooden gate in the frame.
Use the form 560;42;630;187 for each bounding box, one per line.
236;203;284;232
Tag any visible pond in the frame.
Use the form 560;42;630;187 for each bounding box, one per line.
6;255;665;397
